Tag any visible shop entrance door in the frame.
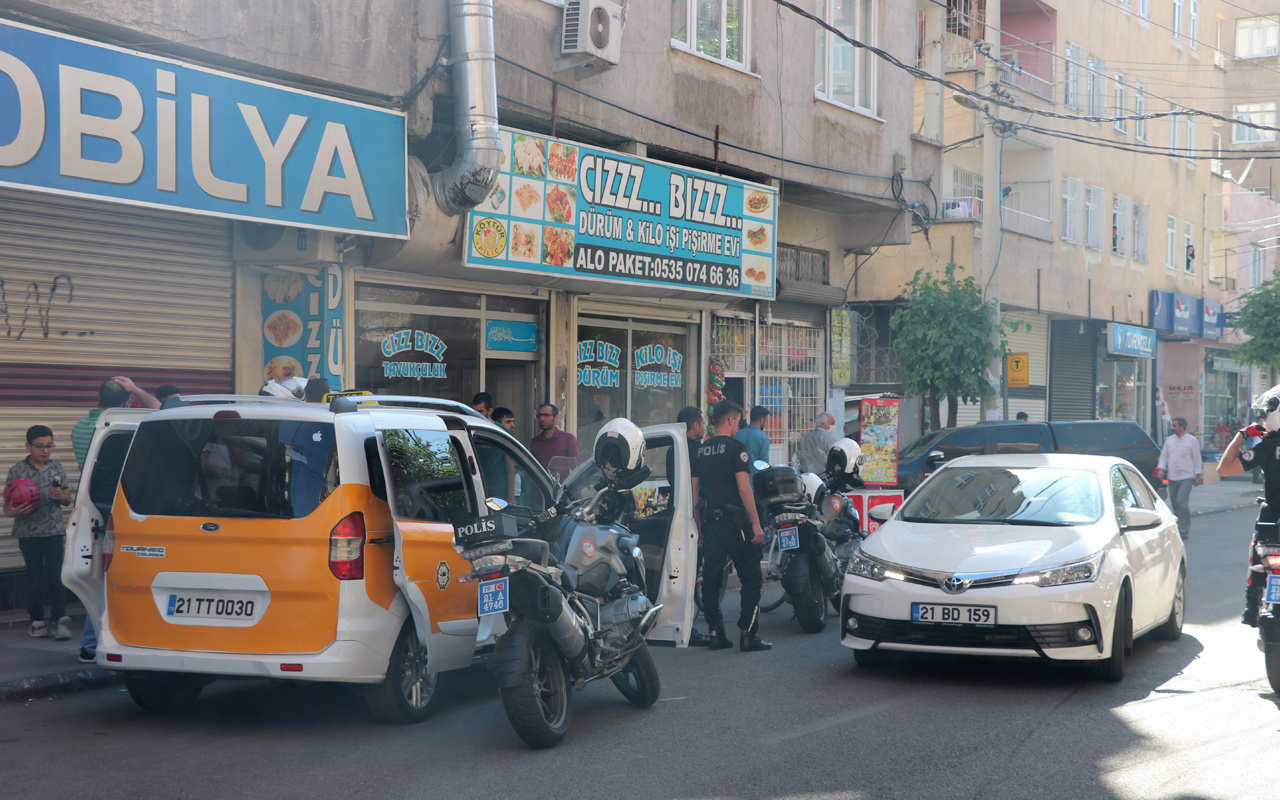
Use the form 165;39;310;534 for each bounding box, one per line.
486;359;536;443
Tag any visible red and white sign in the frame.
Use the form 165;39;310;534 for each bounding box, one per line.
1165;384;1196;400
844;489;906;534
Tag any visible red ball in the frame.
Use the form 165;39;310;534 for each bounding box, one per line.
4;478;40;507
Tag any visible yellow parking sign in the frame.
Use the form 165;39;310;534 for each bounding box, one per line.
1006;353;1029;388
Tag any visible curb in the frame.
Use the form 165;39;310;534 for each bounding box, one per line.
1191;501;1259;517
0;667;122;704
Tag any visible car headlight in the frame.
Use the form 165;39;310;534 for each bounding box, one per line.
1013;550;1105;588
848;551;903;581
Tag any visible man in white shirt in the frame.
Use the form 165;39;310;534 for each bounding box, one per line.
797;413;838;474
1156;417;1203;539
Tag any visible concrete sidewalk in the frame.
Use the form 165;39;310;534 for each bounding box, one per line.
0;475;1264;705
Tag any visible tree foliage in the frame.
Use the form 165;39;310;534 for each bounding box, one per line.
889;264;1022;429
1231;278;1280;372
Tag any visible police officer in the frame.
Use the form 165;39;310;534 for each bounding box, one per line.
1217;385;1280;626
692;399;771;652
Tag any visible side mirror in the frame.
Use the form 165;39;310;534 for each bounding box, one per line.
1122;507;1162;529
485;497;510;511
925;450;946;467
868;503;896;525
753;460;770;472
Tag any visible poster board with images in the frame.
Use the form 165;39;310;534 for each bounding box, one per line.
860;397;900;486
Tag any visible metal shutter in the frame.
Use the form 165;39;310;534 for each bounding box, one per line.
1049;320;1097;421
0;189;234;570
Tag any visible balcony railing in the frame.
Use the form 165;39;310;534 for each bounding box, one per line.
941;42;1056;102
941;196;982;220
1000;206;1053;241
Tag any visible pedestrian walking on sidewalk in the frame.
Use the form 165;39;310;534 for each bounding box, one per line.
1157;417;1202;539
4;426;74;640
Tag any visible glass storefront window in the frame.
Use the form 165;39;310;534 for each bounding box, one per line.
576;317;694;444
1098;358;1150;433
1203;351;1249;452
355;311;480;401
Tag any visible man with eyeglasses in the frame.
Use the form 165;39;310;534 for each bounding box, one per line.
1219;387;1280;626
4;426;73;640
529;403;578;481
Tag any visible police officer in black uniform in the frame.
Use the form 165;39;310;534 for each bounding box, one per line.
692;399;771;652
1218;386;1280;626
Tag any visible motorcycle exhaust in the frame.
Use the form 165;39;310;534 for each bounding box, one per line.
536;583;588;663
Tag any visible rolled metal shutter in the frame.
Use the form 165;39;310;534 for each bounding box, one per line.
0;189;234;569
1048;320;1097;421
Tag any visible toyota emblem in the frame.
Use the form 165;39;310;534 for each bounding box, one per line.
942;575;968;594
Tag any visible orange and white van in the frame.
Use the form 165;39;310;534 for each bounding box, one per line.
64;396;697;722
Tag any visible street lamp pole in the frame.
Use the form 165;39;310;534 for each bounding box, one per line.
979;0;1003;421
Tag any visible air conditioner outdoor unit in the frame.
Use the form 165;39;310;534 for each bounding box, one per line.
561;0;624;66
233;222;340;265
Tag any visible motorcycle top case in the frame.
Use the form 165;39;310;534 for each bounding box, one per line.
454;513;522;550
753;465;807;519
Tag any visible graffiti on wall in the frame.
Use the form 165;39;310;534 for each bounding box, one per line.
0;274;94;340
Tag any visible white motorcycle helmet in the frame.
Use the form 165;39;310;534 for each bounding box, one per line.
1253;384;1280;433
800;472;824;504
825;437;864;478
594;418;647;486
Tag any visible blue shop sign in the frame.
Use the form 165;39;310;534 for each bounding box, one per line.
1171;293;1201;337
0;19;407;237
485;320;540;353
464;127;778;300
1202;299;1223;339
1107;323;1156;359
1150;290;1173;331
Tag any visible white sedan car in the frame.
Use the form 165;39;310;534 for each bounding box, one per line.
840;454;1186;681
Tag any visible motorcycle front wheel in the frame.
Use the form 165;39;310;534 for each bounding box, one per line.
610;642;661;707
492;621;573;748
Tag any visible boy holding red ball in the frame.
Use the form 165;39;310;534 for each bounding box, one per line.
4;425;73;639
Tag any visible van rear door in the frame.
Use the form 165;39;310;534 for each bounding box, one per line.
369;411;481;675
635;425;698;647
62;409;149;635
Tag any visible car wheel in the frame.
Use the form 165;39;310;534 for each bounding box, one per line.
1094;587;1130;682
125;672;204;712
366;621;441;724
1150;564;1186;641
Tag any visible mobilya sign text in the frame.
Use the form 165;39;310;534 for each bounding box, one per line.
381;330;447;379
0;20;407;236
466;128;778;300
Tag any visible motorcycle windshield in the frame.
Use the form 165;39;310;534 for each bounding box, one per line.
562;459;606;503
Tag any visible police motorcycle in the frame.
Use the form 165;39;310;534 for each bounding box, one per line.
454;420;663;748
753;438;867;631
1242;387;1280;694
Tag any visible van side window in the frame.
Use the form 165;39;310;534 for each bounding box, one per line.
364;437;388;501
88;432;133;510
383;429;476;524
938;429;984;460
990;426;1050;454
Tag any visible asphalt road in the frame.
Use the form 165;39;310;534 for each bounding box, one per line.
3;505;1276;800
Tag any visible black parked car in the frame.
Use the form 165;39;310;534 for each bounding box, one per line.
894;420;1162;495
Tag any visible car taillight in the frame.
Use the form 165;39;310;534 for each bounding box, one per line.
101;515;114;572
329;512;365;580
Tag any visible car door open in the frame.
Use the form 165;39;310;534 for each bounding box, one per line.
632;424;698;647
374;415;482;675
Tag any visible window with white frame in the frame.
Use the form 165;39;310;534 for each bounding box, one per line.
815;0;875;114
1133;203;1150;262
1112;196;1132;255
1211;130;1223;174
1237;16;1280;58
1170;113;1181;153
1173;0;1183;40
1234;101;1277;143
1186;116;1196;161
1252;246;1269;287
1085;185;1104;250
1189;0;1199;48
1064;44;1083;110
1113;76;1127;133
1184;222;1194;272
1166;216;1177;269
1087;56;1107;116
1135;86;1147;140
1061;177;1082;244
1139;0;1151;19
671;0;749;68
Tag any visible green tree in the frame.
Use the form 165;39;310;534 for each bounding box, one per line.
1231;277;1280;373
889;263;1022;431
